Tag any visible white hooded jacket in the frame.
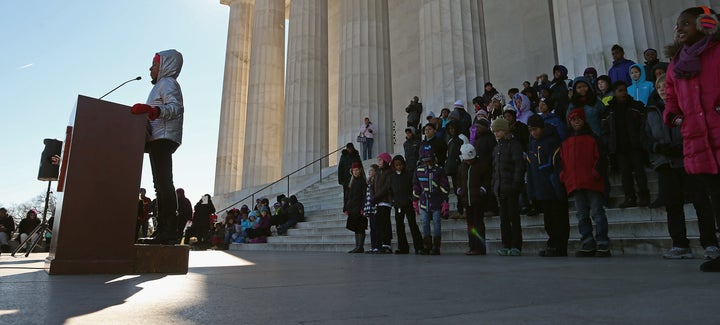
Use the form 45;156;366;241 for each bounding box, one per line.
146;49;184;145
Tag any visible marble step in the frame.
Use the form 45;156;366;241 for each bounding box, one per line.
230;237;706;257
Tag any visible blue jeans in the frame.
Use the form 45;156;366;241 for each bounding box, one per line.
362;138;374;160
420;209;442;237
573;189;609;248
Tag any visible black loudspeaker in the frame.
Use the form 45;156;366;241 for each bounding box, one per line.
38;139;62;181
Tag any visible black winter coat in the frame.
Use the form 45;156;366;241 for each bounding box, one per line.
510;121;530;152
492;137;526;196
403;137;421;174
338;149;361;186
373;165;393;204
603;97;647;154
345;176;367;215
457;158;492;208
390;171;414;208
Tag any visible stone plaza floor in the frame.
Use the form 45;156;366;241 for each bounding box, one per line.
1;250;718;324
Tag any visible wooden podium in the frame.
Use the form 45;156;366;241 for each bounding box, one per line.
45;95;188;275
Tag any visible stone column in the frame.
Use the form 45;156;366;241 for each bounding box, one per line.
282;0;329;176
418;0;485;115
214;0;254;195
338;0;393;157
327;0;341;165
242;0;285;188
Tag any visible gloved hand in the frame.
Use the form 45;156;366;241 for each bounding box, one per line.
672;115;683;126
131;103;160;121
479;186;487;195
441;201;449;217
412;201;419;214
456;187;462;195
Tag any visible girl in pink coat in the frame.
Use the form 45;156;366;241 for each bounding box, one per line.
663;6;720;272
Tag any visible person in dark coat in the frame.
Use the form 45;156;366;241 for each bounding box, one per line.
338;143;362;212
176;188;193;239
480;82;499;107
0;208;16;253
420;122;447;167
549;64;571;122
403;126;421;174
491;118;526;256
372;152;394;254
18;209;41;251
471;116;499;215
526;114;569;257
345;162;368;253
645;74;718;259
457;144;492;255
405;96;423;130
190;194;215;247
604;81;650;208
389;155;423;254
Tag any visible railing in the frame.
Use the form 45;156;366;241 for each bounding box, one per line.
216;146;345;214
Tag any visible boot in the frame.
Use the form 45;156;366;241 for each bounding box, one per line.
431;236;441;255
348;234;359;253
419;236;432;255
355;233;365;253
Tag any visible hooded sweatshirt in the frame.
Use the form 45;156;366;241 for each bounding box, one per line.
147;49;184;145
627;63;654;105
567;76;606;137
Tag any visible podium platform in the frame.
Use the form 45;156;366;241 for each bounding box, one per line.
45;95;188;274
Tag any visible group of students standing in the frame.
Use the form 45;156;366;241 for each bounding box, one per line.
337;6;720;272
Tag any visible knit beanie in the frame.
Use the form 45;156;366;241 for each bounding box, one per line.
491;118;510;132
527;114;545;129
567;107;586;123
378;152;392;165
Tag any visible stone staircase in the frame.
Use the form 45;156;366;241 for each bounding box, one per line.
230;162;707;256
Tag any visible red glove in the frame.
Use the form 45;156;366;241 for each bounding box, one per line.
131;103;161;121
412;201;419;214
441;201;449;217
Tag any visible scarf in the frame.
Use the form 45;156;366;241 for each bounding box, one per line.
673;35;712;79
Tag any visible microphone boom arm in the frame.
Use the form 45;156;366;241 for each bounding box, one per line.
99;76;142;100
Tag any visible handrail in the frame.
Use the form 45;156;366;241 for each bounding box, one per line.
216;146;345;214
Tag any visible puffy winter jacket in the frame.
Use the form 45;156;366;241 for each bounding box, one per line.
147;49;184;145
491;137;525;196
645;93;683;170
526;125;565;200
559;125;606;195
663;40;720;175
413;163;450;211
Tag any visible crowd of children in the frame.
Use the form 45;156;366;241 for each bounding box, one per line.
338;6;720;272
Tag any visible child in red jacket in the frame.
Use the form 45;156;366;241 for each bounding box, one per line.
559;108;610;257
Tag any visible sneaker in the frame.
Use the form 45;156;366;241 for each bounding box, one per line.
595;249;612;257
365;248;379;254
703;246;720;260
575;249;595;257
662;247;693;259
380;246;393;254
509;248;521;256
497;248;511;256
618;197;637;209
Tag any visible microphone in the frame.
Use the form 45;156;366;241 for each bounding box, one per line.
99;76;142;100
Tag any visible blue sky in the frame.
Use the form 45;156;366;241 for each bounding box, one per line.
0;1;230;207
